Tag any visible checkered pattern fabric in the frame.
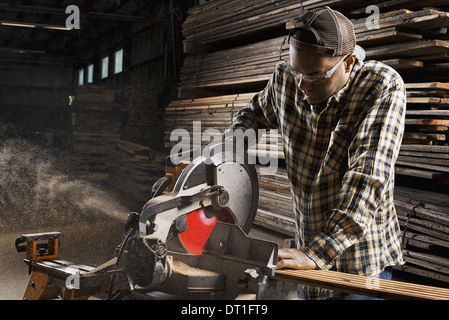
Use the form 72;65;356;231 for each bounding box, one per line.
230;59;406;299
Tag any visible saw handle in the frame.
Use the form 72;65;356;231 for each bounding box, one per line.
151;175;173;198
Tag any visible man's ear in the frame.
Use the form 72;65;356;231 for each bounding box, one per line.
345;54;357;72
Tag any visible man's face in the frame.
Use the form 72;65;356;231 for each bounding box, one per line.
289;46;354;105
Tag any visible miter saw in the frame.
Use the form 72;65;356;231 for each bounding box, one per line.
15;141;297;300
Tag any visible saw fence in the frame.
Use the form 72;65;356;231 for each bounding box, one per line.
164;0;449;291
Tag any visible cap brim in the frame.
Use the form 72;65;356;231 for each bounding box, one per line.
289;36;336;56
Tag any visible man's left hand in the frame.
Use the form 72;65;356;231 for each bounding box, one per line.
276;248;318;270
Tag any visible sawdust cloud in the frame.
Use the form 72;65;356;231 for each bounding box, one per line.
0;124;129;232
0;123;131;299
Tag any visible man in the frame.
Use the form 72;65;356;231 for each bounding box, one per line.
229;6;406;299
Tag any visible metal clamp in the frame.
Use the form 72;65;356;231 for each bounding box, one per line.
15;232;63;261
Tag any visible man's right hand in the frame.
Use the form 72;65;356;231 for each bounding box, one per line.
276;248;318;270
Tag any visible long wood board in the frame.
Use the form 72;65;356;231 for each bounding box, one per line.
274;268;449;300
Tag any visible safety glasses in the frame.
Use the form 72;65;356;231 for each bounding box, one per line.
287;54;348;83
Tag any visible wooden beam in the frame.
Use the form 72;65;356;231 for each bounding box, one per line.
274;268;449;300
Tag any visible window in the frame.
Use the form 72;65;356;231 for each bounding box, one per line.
78;68;84;86
101;56;109;79
114;49;123;74
87;64;94;83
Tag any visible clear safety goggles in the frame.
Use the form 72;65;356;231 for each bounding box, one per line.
287;54;348;84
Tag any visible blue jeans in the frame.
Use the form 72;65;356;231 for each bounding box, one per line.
298;267;393;300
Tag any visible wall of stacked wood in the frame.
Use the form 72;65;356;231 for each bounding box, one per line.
165;0;449;287
71;84;166;206
71;85;121;183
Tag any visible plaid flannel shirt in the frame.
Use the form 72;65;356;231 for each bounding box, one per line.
230;59;406;298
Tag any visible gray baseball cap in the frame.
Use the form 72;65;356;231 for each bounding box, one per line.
288;6;356;57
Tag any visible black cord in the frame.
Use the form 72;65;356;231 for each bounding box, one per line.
279;36;287;61
401;202;423;250
106;226;135;300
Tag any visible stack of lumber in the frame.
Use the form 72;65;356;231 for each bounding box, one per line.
255;166;295;237
397;145;449;183
395;186;449;285
181;0;449;51
355;9;449;65
123;85;164;149
180;7;449;97
182;0;449;50
404;82;449;146
179;36;288;95
164;92;255;150
395;82;449;183
182;0;301;51
297;0;449;12
71;85;121;183
108;139;166;205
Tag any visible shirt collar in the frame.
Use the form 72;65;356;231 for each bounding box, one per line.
331;58;363;105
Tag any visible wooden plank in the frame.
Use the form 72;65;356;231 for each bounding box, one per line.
395;264;449;284
406;82;449;90
405;118;449;126
352;9;449;32
398;213;449;235
382;59;424;69
395;185;449;210
356;27;422;47
400;150;449;160
395;166;449;181
274;269;449;300
398;155;449;167
255;209;295;237
403;254;449;276
366;40;449;60
398;215;449;241
399;145;449;153
406;110;449;116
402;230;449;249
350;0;449;14
406;97;449;104
404;249;449;269
403;133;446;143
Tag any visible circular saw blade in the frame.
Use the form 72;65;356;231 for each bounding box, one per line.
178;208;233;255
173;141;259;255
